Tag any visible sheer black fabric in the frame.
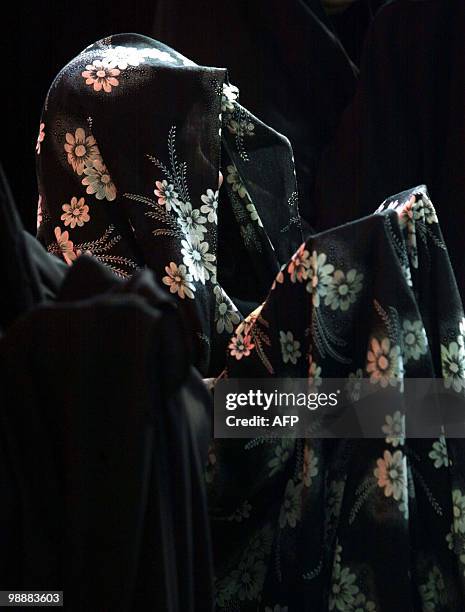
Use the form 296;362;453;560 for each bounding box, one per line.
209;187;465;610
35;34;302;376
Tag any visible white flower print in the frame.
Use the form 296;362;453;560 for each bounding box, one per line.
139;47;176;63
200;189;219;224
64;128;101;176
324;268;364;311
231;557;267;602
419;566;447;611
215;578;237;608
279;479;302;528
366;337;403;387
221;82;239;113
398;498;409;521
306;251;334;307
429;437;449;468
424;206;438;225
346;369;364;402
333;543;343;566
374;449;406;502
268;440;292;477
247;523;274;561
227;117;255;138
101;46;142;69
353;594;376;612
308;358;322;389
175;53;196;67
82;158;117;201
226;164;248;198
441;341;465;392
421;194;439;225
181;236;216;284
154;180;178;211
402;319;428;362
329;564;359;611
445;530;456;552
279;330;302;365
401;262;413;288
214;285;241;333
215;525;271;605
452;489;465;534
177;200;207;238
376;198;398;214
162;262;195;299
246;200;263;227
240;224;259;250
458;317;465;347
81;59;120;92
382;411;405;447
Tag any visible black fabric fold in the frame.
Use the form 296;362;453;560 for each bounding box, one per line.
0;258;214;611
0;162;64;333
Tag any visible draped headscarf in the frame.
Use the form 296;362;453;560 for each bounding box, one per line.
36;33;302;375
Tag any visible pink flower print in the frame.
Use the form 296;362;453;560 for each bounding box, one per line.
60;196;90;228
64;128;100;175
288;243;311;283
36;122;45;154
54;226;77;265
228;333;255;360
82;59;120;93
37;195;43;230
154;180;178;211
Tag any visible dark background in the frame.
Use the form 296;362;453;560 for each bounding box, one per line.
3;0;378;234
4;1;156;233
